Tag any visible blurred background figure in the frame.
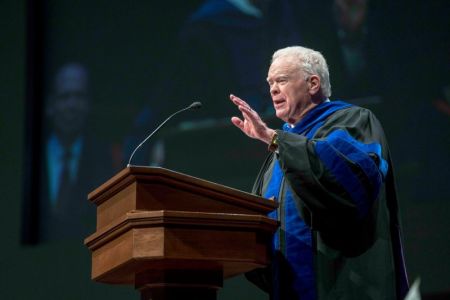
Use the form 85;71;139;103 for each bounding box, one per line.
178;0;271;120
39;63;113;242
296;0;390;101
333;0;370;83
173;0;302;122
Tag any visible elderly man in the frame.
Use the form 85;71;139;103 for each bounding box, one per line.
230;46;408;300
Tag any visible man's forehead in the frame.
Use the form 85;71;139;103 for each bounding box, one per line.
268;57;300;78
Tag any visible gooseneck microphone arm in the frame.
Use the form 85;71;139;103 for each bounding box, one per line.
127;101;202;167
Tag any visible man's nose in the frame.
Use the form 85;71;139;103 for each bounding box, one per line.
270;84;279;96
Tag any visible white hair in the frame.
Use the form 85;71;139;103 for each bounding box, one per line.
271;46;332;98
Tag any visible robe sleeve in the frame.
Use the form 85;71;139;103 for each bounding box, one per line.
276;107;389;231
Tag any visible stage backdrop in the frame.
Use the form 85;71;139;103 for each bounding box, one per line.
0;0;449;299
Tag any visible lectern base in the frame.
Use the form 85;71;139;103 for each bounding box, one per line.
137;269;222;300
140;287;218;300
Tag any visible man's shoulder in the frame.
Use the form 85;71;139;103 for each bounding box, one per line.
329;101;376;120
313;102;382;136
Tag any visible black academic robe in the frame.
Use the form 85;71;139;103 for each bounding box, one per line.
249;101;408;300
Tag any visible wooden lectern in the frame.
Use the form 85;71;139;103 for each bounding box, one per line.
84;167;278;300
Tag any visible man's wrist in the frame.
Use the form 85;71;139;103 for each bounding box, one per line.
268;130;279;152
263;129;276;144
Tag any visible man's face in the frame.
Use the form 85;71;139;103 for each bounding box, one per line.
267;57;311;124
48;65;90;138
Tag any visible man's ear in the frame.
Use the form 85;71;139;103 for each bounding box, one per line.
308;75;321;96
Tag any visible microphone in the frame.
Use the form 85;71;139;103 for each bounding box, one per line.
188;101;202;109
127;101;202;167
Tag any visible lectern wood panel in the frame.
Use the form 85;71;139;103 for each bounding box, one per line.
89;167;276;231
85;167;278;300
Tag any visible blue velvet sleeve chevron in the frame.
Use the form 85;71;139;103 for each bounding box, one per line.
314;129;388;219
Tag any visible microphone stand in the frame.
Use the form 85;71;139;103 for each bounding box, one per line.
127;102;202;167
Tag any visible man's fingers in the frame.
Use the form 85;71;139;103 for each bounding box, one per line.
230;94;251;109
239;107;253;124
230;94;262;139
239;105;260;123
231;116;244;130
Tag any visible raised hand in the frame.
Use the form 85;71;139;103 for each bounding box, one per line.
229;94;275;144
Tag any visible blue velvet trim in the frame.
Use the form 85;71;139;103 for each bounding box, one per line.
284;188;316;300
264;160;282;250
264;165;316;300
315;129;389;218
284;100;353;135
315;141;370;218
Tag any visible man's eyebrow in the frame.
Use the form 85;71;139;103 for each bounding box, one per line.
267;74;289;82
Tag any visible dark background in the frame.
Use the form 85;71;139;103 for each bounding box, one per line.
1;0;449;299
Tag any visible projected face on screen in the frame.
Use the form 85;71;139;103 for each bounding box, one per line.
46;64;90;143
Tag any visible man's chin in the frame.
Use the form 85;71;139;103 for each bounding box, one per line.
275;110;288;122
